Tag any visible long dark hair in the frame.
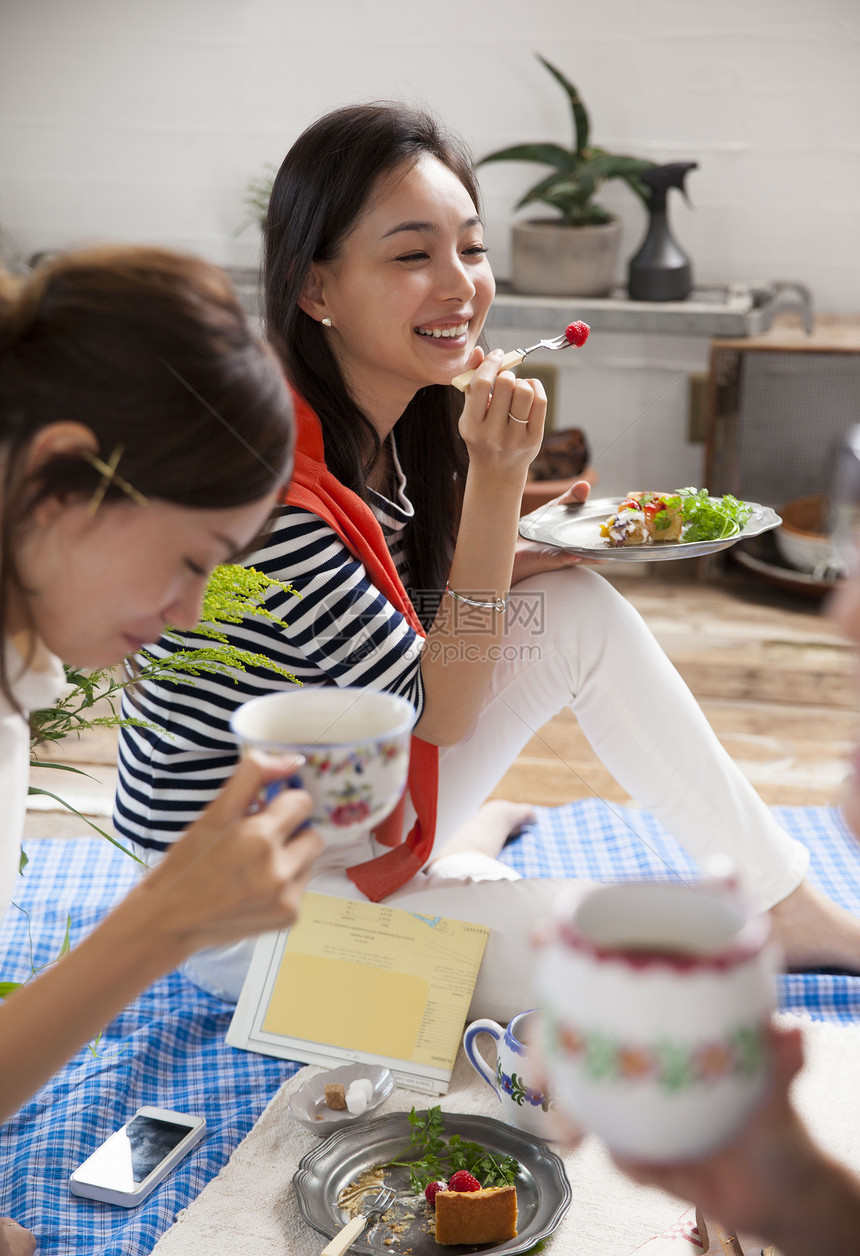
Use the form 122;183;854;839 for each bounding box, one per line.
264;102;476;626
0;245;294;704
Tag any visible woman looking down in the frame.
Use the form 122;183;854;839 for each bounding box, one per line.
0;246;322;1127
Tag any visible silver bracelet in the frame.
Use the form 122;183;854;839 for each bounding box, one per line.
444;582;509;613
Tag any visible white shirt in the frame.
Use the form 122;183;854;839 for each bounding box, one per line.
0;637;67;927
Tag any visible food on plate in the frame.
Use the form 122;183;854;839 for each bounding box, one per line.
600;488;752;548
383;1106;519;1195
425;1180;449;1207
323;1082;347;1110
434;1184;519;1245
337;1167;386;1216
601;491;682;547
446;1170;482;1193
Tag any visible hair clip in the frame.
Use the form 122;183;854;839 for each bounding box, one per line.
82;443;148;515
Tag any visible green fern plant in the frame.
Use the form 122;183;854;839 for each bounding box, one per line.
479;55;654;227
28;563;298;860
5;564;299;1001
238;162;277;233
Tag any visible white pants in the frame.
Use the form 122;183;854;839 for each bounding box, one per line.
182;568;808;1021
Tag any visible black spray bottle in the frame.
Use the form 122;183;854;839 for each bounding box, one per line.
628;161;698;302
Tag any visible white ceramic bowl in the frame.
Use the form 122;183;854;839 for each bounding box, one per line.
774;495;843;575
287;1063;395;1136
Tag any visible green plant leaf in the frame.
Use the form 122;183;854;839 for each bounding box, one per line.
479;142;576;172
26;561;297;878
0;982;23;999
512;168;581;214
477;53;655;226
537;54;590;156
587;153;655;180
28;761;99;780
236;161;278;235
25;789;146;865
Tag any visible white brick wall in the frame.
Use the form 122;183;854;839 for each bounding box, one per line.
1;0;858;310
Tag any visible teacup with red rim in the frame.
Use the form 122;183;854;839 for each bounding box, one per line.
535;874;779;1161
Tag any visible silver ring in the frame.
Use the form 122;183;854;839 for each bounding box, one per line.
508;412;529;425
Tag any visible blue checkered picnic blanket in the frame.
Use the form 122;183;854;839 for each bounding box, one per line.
1;802;859;1254
500;799;860;1025
0;838;297;1256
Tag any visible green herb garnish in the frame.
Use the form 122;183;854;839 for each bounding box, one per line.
676;487;752;542
383;1107;520;1195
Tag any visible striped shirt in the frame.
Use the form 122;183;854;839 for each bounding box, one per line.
114;445;425;852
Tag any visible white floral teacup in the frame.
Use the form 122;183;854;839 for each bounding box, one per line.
535;875;779;1162
463;1009;555;1138
230;687;415;844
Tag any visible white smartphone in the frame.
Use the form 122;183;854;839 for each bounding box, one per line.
69;1106;206;1207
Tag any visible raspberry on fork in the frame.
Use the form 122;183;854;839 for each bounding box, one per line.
565;320;590;348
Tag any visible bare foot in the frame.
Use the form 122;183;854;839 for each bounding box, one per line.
429;800;536;865
770;879;860;972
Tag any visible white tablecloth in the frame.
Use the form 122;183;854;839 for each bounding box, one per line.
151;1016;860;1256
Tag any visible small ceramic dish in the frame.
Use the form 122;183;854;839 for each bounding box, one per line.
288;1063;395;1136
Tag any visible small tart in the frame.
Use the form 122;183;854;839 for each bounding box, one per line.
434;1184;518;1246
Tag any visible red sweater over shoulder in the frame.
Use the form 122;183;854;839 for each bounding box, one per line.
283;389;439;901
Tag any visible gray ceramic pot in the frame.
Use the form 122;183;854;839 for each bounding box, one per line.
511;217;622;297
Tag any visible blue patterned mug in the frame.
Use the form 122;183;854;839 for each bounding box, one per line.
463;1009;554;1137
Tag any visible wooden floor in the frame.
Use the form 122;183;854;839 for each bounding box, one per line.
26;559;856;842
489;562;854;811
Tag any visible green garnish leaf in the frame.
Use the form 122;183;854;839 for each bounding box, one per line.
383;1107;520;1194
675;488;752;542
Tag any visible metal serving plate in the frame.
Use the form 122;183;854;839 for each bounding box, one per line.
518;496;781;562
293;1110;571;1256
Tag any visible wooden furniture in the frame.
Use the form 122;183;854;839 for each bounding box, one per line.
705;315;860;505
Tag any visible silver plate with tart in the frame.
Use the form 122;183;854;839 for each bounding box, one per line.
293;1110;571;1255
519;495;781;562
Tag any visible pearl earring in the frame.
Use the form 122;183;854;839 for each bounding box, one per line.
321;316;332;327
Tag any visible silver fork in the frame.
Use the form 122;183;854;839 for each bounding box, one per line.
321;1186;397;1256
452;327;586;392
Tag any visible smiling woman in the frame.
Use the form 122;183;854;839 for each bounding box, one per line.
115;103;860;1016
0;248;324;1164
298;162;494;406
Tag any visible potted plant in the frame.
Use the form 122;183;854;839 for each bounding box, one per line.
240;163;277;235
479;55;654;297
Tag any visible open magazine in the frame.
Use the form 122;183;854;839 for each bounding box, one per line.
227;892;489;1094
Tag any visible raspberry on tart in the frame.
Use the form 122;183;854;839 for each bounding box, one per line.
446;1170;481;1193
425;1180;448;1208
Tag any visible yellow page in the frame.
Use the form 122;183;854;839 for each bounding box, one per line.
262;893;489;1072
